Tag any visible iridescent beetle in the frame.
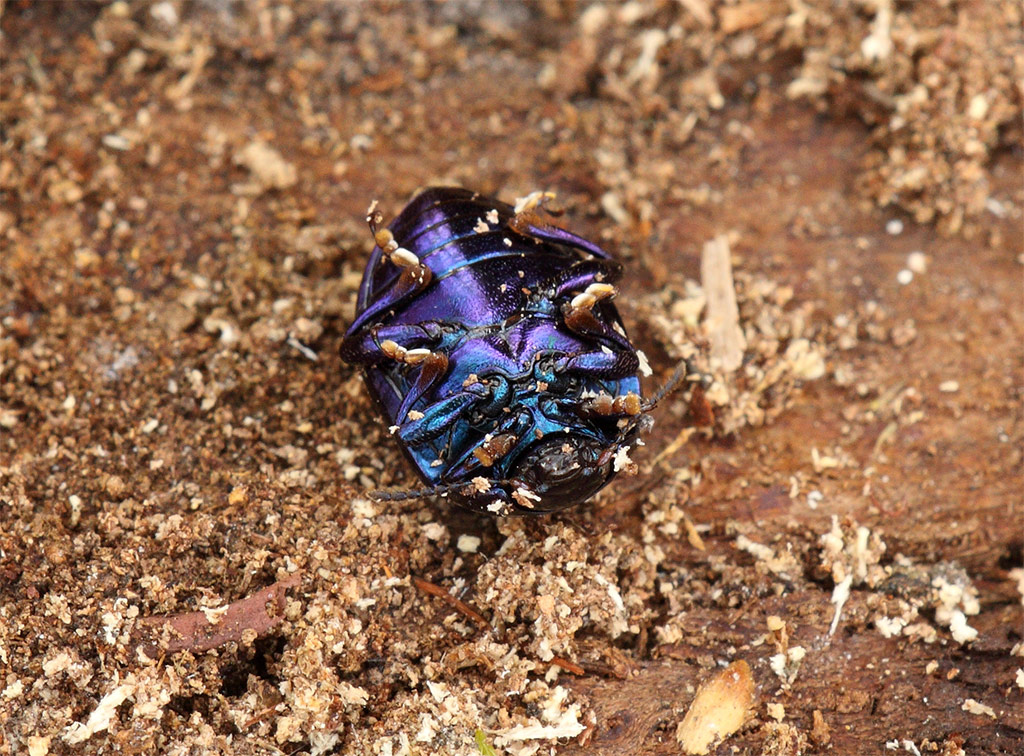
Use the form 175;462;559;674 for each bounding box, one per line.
341;187;689;515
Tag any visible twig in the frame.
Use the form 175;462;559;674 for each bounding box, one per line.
135;574;301;658
411;575;491;633
549;655;586;676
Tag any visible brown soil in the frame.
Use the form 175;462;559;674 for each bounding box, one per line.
2;2;1021;755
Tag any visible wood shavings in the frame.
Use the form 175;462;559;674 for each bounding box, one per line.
819;517;887;589
735;534;801;577
494;686;586;748
2;3;1019;754
233;140;298;192
961;699;996;719
810;709;831;746
769;646;807;687
63;680;136;744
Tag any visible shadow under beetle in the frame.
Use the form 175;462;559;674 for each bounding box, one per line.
341;187;690;515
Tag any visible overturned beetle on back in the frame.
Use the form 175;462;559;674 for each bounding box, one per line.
341;187;686;515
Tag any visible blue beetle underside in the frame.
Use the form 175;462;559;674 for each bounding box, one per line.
341;187;656;515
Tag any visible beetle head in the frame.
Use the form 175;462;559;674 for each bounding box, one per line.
510;434;612;512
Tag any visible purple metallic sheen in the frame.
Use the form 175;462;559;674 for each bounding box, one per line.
341;187;644;514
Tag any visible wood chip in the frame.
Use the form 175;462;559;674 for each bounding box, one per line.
701;235;746;373
676;660;754;754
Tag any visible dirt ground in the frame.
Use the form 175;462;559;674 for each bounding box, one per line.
1;2;1022;755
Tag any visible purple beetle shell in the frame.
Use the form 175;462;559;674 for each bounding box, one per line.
341;187;646;515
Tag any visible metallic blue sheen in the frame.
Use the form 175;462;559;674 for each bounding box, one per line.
341;187;644;514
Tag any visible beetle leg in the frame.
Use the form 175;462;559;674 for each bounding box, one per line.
574;390;644;418
540;259;622;299
508;192;615;261
354;334;454;426
396;386;489;446
439;413;527;482
340;322;445;365
453;476;543;515
552;277;640;381
641;355;711;412
467;484;515;516
551;275;636;353
562;282;619;334
559;348;640;380
346;206;434;337
346;259;433;337
393;350;450;425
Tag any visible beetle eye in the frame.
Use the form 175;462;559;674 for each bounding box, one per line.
511;435;611;512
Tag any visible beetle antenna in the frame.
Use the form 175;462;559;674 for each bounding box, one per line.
642;356;709;412
369;480;481;503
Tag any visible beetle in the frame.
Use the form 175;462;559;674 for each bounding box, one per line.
341;187;685;515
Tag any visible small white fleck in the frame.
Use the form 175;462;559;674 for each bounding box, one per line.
907;251;927;273
351;498;376;518
486;209;499;224
512;487;540;509
388;425;400;435
939;380;960;393
421;522;446;540
636;349;652;377
350;133;372;151
901;739;923;756
513;190;552;214
102;133;132;151
457;534;481;553
896;269;913;285
150;2;179;26
985;197;1007;218
949;610;978;644
406;409;425;421
473;218;489;233
885;219;904;235
807;490;823;510
875;615;907;638
829;575;853;636
961;698;996;718
503;237;513;247
612;445;633;472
